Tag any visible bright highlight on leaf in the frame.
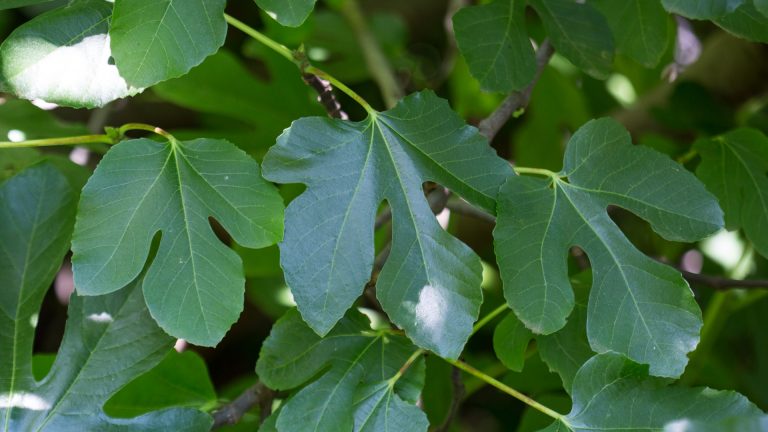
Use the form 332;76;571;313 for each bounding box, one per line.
695;128;768;258
110;0;227;88
72;138;284;347
542;353;764;431
495;118;723;378
255;0;317;27
453;0;536;93
262;90;513;358
0;164;211;431
256;309;427;432
0;1;142;108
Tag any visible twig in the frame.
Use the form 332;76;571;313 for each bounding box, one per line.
302;73;349;120
211;381;276;429
435;366;466;432
374;206;392;230
478;40;555;141
340;0;403;108
681;271;768;290
445;199;496;223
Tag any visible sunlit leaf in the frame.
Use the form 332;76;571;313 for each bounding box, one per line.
0;1;141;108
256;309;427;432
110;0;227;88
262;91;512;358
72;138;284;346
695;128;768;258
494;118;723;377
453;0;536;93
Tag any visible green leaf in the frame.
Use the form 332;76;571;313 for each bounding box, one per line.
494;118;723;377
493;312;533;372
695;129;768;258
713;2;768;43
109;0;227;88
0;164;211;431
665;414;768;431
104;351;217;418
453;0;536;93
262;91;513;358
0;0;54;10
0;1;141;108
529;0;614;79
756;0;768;15
542;353;764;431
661;0;746;19
255;0;316;27
592;0;671;67
256;309;428;432
71;138;284;347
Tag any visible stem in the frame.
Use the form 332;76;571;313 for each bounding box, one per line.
305;66;375;114
446;359;564;422
339;0;403;108
388;349;425;386
223;14;295;63
472;304;507;335
514;166;560;178
677;148;698;164
0;134;114;149
118;123;177;143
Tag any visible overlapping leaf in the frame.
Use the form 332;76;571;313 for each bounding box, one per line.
255;0;316;27
541;353;765;431
256;309;428;432
494;118;723;377
695;128;768;258
453;0;536;93
0;164;211;431
0;0;53;11
0;0;141;108
110;0;227;88
72;138;284;347
262;90;513;358
662;0;745;19
529;0;614;79
713;2;768;46
592;0;671;67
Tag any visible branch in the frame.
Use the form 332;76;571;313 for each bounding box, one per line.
435;366;466;432
445;199;496;224
478;40;555;141
211;381;276;429
302;73;349;120
340;0;403;108
681;271;768;291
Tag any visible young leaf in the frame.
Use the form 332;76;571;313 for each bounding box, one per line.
255;0;316;27
256;309;428;432
262;91;513;358
109;0;227;88
661;0;746;19
494;118;723;377
695;129;768;258
71;138;284;347
453;0;536;93
0;0;141;108
0;164;211;431
592;0;671;67
542;353;764;431
528;0;614;79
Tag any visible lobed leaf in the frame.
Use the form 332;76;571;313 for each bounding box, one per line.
0;0;141;108
542;353;765;431
110;0;227;88
494;118;723;377
453;0;536;93
695;128;768;258
72;138;284;347
528;0;614;79
255;0;317;27
262;90;513;358
256;309;428;432
0;164;211;431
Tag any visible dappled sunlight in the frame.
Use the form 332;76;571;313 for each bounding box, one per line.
0;392;50;411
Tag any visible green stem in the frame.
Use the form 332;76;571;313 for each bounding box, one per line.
388;349;425;387
0;134;114;149
472;304;508;335
118;123;177;143
514;166;560;178
677;148;698;164
339;0;402;108
446;359;565;422
223;13;295;63
224;13;375;114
